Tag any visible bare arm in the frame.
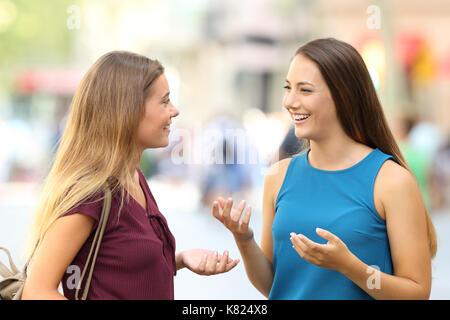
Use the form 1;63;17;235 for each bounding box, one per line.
212;159;291;297
290;160;432;299
213;197;273;297
21;214;95;300
341;161;432;299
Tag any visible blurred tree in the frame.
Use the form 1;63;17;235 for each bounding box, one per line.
0;0;80;92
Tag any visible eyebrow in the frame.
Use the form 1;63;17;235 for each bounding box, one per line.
161;92;170;100
285;79;315;86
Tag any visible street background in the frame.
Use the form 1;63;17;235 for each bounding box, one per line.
0;0;449;299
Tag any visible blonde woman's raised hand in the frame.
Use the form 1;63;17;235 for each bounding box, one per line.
212;197;253;243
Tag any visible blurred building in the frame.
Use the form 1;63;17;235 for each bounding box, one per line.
1;0;450;183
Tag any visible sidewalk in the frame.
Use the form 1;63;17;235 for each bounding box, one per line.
1;182;449;299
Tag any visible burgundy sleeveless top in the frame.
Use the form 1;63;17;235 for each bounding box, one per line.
61;168;176;300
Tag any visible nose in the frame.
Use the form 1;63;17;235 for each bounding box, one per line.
170;102;179;118
283;91;300;111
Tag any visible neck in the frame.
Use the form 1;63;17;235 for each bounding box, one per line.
125;149;143;187
124;168;140;193
308;134;370;170
131;148;144;175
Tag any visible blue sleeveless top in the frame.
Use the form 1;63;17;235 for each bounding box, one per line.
269;148;396;300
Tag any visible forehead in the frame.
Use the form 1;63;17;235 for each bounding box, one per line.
152;74;169;93
286;54;322;83
145;73;169;103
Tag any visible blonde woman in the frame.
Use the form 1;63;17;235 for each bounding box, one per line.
21;51;239;300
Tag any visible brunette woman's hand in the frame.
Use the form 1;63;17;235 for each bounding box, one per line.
290;228;353;273
212;197;253;244
181;248;240;276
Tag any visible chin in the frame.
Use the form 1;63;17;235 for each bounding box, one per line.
147;139;169;149
294;127;310;139
155;142;169;149
160;139;170;148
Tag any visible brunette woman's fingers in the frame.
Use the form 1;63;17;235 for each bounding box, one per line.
217;197;226;209
230;200;246;229
290;233;310;253
222;198;234;221
212;201;222;221
239;206;252;232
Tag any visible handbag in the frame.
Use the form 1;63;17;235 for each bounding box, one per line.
0;188;112;300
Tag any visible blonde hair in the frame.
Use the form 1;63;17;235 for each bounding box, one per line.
25;51;164;260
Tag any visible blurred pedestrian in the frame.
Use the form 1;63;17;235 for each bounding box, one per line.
200;115;252;206
0;116;13;182
430;135;450;211
278;125;303;160
393;114;433;210
409;116;444;162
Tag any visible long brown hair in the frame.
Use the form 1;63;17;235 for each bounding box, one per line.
26;51;164;260
295;38;437;258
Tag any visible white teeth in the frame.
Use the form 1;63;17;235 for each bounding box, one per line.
163;125;170;129
293;114;310;120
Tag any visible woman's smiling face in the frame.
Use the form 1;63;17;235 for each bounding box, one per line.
283;54;341;142
136;73;179;150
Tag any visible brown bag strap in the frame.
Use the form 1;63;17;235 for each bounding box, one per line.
75;188;112;300
2;187;112;300
0;246;20;277
22;242;39;275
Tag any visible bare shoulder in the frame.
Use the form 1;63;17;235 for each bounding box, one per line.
264;157;293;207
375;159;421;219
266;157;292;178
22;213;96;299
377;159;416;189
57;212;96;229
265;157;293;187
260;157;293;263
